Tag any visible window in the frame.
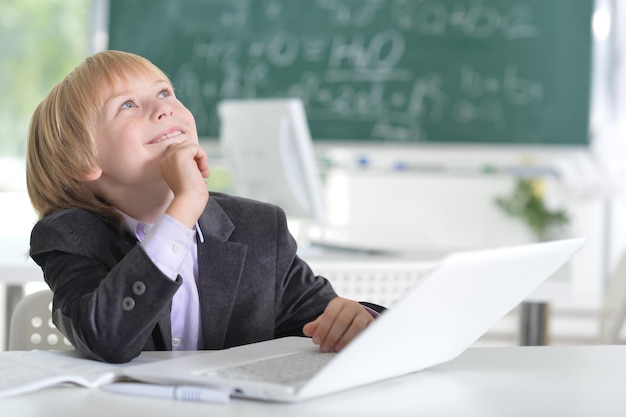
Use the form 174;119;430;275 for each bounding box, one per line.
0;0;89;189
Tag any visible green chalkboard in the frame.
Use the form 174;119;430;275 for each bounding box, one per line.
108;0;593;145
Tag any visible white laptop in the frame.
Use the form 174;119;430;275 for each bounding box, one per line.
124;238;585;402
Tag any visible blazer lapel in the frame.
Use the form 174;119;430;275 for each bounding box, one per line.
197;198;246;349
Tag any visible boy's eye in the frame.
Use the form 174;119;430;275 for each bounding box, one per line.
120;100;136;110
158;88;171;99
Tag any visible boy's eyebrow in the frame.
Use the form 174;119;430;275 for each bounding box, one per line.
103;78;171;105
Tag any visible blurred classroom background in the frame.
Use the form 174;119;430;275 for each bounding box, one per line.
3;0;626;350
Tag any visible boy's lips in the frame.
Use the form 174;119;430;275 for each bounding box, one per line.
148;128;185;144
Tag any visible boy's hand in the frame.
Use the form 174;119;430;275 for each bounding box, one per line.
303;297;374;352
161;141;210;228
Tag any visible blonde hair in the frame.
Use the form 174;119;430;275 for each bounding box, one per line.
26;50;170;225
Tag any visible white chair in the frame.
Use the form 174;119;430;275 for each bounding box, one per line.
8;289;73;350
599;252;626;344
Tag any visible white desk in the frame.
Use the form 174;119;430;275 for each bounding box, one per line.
0;346;624;417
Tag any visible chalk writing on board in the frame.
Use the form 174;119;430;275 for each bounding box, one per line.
109;0;592;144
174;0;542;142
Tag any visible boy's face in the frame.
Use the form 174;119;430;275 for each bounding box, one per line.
91;73;199;190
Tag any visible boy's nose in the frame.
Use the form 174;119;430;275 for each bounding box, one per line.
157;110;173;120
154;101;174;120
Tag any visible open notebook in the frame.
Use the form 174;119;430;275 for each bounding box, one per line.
124;238;585;402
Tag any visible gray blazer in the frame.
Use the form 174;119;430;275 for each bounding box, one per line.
30;193;338;363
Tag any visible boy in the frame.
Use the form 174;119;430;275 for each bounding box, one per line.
26;50;376;363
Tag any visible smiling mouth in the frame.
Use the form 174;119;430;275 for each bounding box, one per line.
150;130;184;144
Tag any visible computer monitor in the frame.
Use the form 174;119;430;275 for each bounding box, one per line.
218;98;326;222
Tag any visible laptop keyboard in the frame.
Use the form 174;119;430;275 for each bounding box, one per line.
198;351;337;386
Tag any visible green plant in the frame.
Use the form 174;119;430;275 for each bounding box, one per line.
495;178;569;241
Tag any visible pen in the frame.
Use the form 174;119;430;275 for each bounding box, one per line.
101;382;230;405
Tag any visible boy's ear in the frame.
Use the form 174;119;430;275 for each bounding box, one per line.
78;166;103;182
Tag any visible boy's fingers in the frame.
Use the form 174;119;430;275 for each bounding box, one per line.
302;318;319;337
319;305;361;352
303;301;340;347
332;313;373;351
305;298;374;352
314;300;352;352
321;300;374;352
196;153;210;178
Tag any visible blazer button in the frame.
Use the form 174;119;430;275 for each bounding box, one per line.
132;281;146;296
121;297;135;311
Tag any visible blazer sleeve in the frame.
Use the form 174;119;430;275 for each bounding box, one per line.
229;198;384;337
30;209;180;363
208;193;339;340
268;205;339;337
